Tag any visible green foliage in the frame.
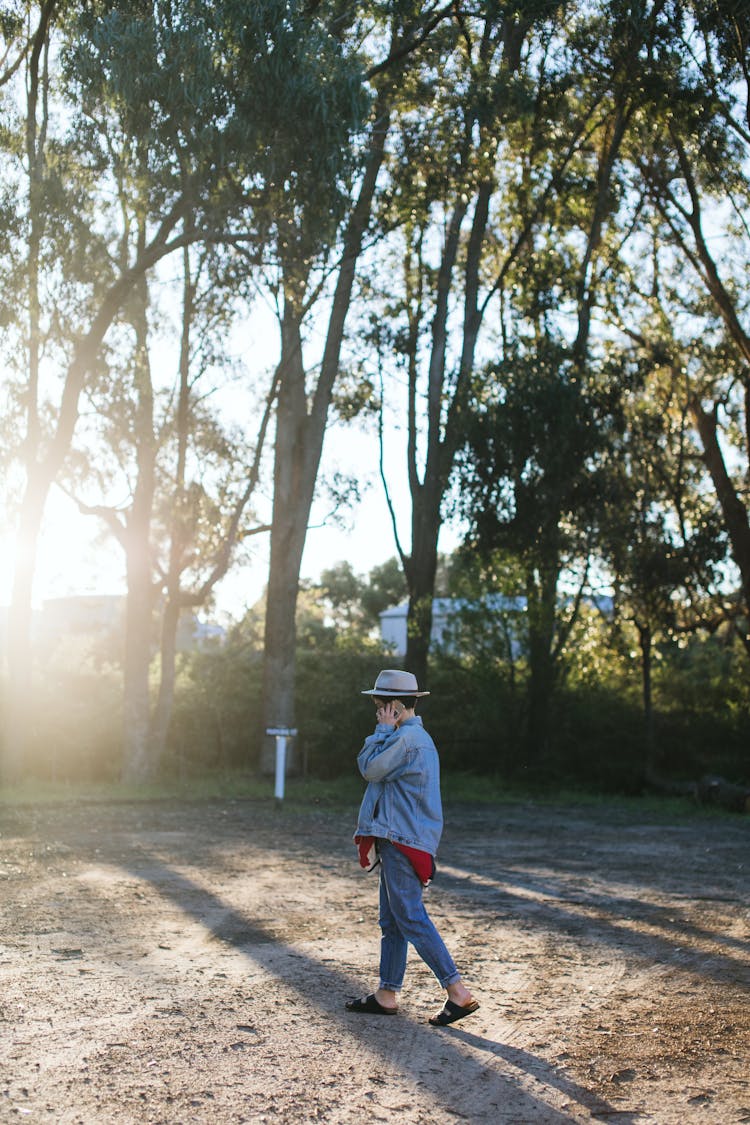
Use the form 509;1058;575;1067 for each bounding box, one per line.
424;646;750;793
302;557;407;636
4;602;747;792
61;0;368;255
456;342;618;552
165;624;264;775
295;633;389;777
157;539;749;792
4;0;750;799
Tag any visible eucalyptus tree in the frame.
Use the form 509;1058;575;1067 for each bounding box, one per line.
2;0;211;780
65;0;373;782
631;0;750;648
368;0;667;686
69;242;271;781
364;0;548;687
254;1;459;759
590;334;729;765
0;0;368;781
454;340;622;759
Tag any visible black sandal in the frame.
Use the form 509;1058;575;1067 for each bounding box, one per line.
429;999;480;1027
345;993;398;1015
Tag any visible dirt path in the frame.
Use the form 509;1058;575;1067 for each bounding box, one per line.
0;796;748;1124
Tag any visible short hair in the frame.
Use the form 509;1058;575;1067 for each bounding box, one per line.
373;695;418;710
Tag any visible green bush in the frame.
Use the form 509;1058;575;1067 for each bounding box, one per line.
166;633;263;775
7;603;747;793
295;633;391;777
164;623;749;793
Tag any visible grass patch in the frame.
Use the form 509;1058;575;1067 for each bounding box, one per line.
0;770;742;821
0;770;365;809
440;773;743;821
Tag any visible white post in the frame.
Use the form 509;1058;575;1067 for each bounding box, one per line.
274;734;287;800
266;727;297;803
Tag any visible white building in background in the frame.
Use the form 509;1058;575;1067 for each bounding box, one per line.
379;595;526;656
379;594;613;656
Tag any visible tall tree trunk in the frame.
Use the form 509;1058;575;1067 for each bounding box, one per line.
150;244;195;769
636;620;655;771
1;6;55;783
403;489;441;686
121;261;157;784
121;529;156;784
655;130;750;654
260;302;317;768
2;472;48;783
150;599;181;771
260;91;392;766
693;401;750;644
398;13;534;682
401;177;492;683
523;557;558;764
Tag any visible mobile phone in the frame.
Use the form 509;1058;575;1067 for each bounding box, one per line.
391;701;405;719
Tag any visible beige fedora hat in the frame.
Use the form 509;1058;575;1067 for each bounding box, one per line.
361;669;430;697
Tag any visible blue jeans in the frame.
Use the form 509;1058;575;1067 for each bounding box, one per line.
378;839;460;991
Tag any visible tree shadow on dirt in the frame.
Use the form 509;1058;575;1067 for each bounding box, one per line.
121;849;634;1125
437;862;750;989
447;1028;636;1122
19;797;748;990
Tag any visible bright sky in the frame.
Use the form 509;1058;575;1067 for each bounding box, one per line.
0;273;462;620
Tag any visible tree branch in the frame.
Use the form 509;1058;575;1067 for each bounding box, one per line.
378;362;409;575
366;2;457;80
55;482;128;547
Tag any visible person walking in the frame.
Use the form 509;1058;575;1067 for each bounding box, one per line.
345;668;479;1027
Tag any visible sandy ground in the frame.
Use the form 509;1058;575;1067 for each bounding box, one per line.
0;794;748;1124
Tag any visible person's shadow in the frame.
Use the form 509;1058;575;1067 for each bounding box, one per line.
448;1025;639;1123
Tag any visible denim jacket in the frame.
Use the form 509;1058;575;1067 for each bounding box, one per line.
355;715;443;856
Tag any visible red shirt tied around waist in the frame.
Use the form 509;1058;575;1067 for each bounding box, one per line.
355;834;436;887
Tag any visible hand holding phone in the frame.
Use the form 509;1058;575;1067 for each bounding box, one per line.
376;700;404;726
